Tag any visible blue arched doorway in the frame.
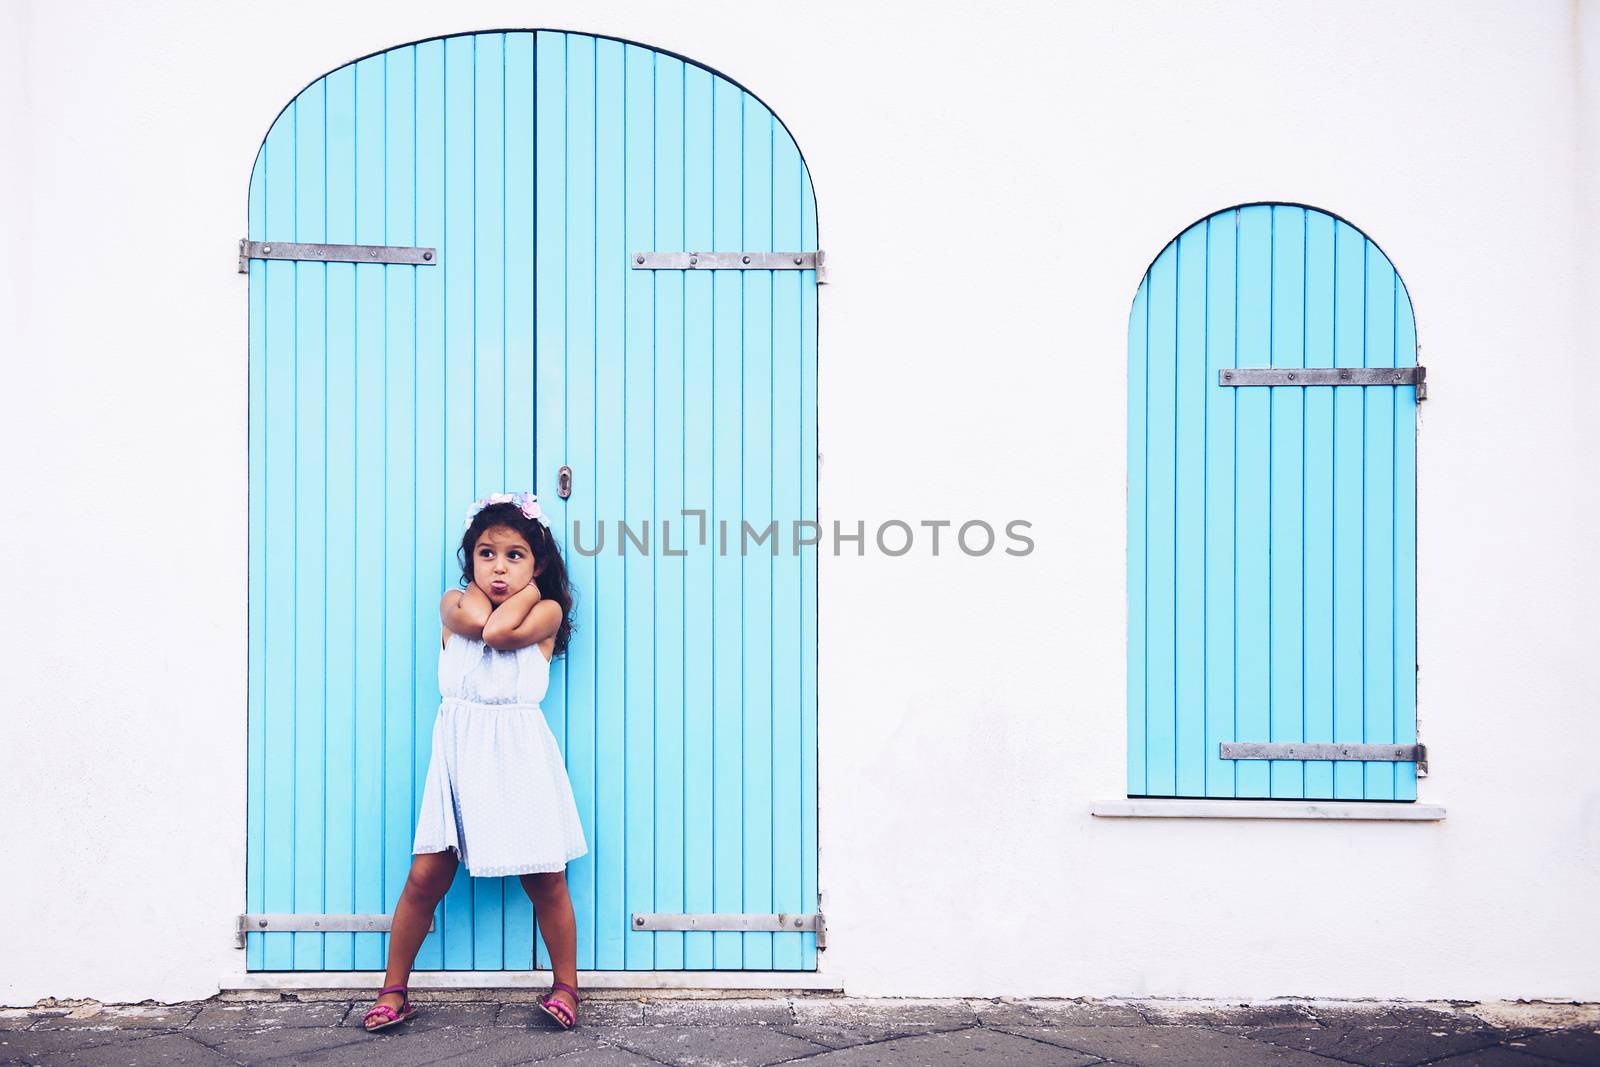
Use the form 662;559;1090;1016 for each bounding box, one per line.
244;30;820;973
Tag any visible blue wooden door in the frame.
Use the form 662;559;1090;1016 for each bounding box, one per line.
1127;204;1419;801
246;30;819;972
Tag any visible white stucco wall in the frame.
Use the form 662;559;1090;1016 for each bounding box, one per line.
2;0;1596;1005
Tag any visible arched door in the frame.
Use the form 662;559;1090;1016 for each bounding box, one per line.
1127;204;1421;801
245;31;819;972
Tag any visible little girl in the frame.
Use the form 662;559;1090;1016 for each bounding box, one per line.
363;492;588;1033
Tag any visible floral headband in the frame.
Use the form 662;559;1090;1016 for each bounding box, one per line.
464;491;550;531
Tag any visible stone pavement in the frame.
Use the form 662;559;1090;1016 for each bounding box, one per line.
1;993;1596;1066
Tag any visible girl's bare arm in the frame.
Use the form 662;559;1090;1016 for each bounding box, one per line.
482;583;561;651
440;583;493;639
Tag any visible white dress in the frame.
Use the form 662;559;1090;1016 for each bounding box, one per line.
412;632;588;877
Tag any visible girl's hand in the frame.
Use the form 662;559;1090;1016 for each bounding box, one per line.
462;581;495;614
441;583;493;639
482;581;558;650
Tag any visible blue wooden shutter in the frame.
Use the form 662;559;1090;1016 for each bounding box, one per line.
246;30;819;972
1127;204;1419;801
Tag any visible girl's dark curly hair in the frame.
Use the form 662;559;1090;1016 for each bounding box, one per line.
456;502;577;659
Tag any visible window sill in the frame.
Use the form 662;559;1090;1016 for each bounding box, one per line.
1091;799;1446;821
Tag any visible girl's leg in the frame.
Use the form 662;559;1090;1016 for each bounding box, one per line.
368;850;458;1022
520;868;578;1017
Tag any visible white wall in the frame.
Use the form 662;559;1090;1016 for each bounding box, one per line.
2;0;1596;1005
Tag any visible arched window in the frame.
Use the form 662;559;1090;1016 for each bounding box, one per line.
1127;204;1421;801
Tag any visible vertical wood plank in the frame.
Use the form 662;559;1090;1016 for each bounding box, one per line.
292;77;328;970
1233;204;1272;798
504;30;536;498
349;50;390;968
410;37;448;971
322;61;357;972
261;103;297;969
799;166;819;969
440;32;477;964
622;41;657;970
1144;244;1177;795
650;51;687;972
1125;278;1148;795
1269;206;1306;798
1174;222;1207;796
710;73;744;968
770;124;804;969
1331;220;1367;800
740;95;776;968
1363;246;1397;800
593;35;628;971
532;28;572;972
474;33;507;501
245;137;268;972
1302;211;1337;799
1202;211;1237;797
561;31;600;971
1393;288;1419;800
352;51;390;970
380;43;420;970
680;60;716;971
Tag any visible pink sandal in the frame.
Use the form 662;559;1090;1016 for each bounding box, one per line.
362;984;418;1032
538;981;580;1029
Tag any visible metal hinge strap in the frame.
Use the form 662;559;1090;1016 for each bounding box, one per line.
235;913;434;949
631;911;826;949
238;239;438;273
1221;742;1428;777
1219;366;1427;400
631;250;827;284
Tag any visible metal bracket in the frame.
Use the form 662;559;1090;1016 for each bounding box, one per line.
1221;742;1428;777
631;911;826;949
235;913;434;949
238;239;438;274
1219;365;1427;400
631;250;827;284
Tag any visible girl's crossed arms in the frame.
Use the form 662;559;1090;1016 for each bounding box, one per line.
440;509;565;656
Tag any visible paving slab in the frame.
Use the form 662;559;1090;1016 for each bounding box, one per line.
189;1000;353;1029
271;1025;600;1066
498;997;649;1027
798;1025;1104;1065
606;1023;833;1066
777;998;982;1050
987;1023;1353;1066
0;1028;168;1065
1243;1021;1506;1066
1423;1047;1577;1066
0;1031;232;1066
205;1021;377;1063
1506;1028;1600;1065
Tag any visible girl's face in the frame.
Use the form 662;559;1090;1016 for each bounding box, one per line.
473;525;539;605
